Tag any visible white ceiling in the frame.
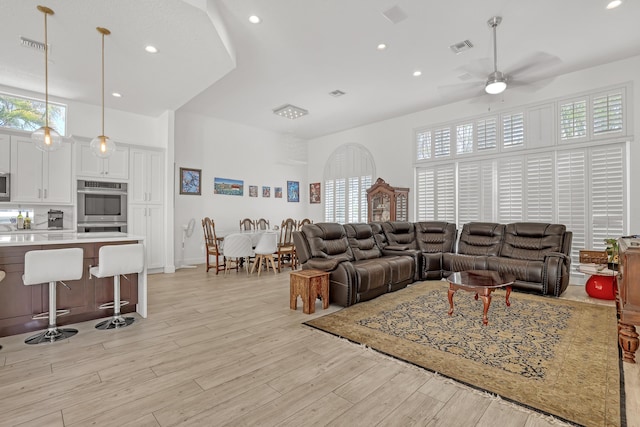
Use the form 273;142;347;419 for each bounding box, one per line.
2;0;640;140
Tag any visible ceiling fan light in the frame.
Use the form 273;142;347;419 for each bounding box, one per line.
485;71;507;95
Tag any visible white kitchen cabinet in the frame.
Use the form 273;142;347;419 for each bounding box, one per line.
77;142;129;180
130;204;164;269
10;135;73;204
130;149;163;205
0;133;10;173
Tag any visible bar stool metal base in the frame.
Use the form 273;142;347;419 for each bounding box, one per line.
95;316;135;330
25;327;78;345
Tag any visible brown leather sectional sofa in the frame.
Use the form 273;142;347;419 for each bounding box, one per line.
293;221;572;307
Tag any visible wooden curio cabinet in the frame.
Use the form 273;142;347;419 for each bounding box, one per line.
366;178;409;222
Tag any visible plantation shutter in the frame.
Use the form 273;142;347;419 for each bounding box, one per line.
435;164;455;222
434;127;451;158
502;112;524;147
525;153;555;222
560;99;587;141
416;168;435;220
477;117;497;150
590;144;625;249
593;92;623;136
324;180;335;222
458;162;481;224
361;175;372;222
456;123;473;154
481;161;495;221
347;177;360;223
496;157;523;222
334;179;346;224
556;150;587;264
416;130;431;160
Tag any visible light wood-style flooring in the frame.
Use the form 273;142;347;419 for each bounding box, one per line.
0;266;637;426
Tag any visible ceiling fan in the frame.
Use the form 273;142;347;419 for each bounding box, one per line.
440;16;561;99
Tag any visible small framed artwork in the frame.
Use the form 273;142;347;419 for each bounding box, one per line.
262;186;271;197
249;185;258;197
275;187;283;198
310;182;321;204
179;167;201;195
287;181;300;202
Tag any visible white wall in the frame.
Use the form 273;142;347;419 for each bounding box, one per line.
0;84;160;147
306;55;640;234
173;112;308;266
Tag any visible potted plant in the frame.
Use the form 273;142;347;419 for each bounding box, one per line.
604;238;619;268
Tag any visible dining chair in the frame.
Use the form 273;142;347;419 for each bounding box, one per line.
223;233;254;274
255;218;270;230
277;218;297;272
240;218;256;231
297;218;312;229
251;232;278;276
202;217;225;274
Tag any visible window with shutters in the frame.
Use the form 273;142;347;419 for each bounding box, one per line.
502;112;524;148
560;99;587;141
496;157;524;222
323;144;375;223
593;92;623;136
434;127;451;158
556;150;587;264
416;130;431;160
416;164;455;222
456;123;474;154
525;154;554;222
477;117;497;150
590;145;625;249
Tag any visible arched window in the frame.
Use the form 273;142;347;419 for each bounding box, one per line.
323;143;375;223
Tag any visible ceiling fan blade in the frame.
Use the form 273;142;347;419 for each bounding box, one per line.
437;81;484;98
455;57;493;81
507;76;556;92
505;51;562;78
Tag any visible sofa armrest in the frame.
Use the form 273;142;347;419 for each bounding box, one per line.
386;244;410;251
306;256;350;271
543;252;571;296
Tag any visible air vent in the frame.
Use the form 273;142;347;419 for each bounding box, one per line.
382;5;407;24
329;90;346;97
449;40;473;54
20;36;48;52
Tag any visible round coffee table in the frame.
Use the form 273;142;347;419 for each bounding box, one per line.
446;270;516;325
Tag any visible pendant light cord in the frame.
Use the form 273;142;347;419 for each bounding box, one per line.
101;31;105;137
43;9;49;130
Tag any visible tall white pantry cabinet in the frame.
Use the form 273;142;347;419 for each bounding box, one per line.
129;148;165;270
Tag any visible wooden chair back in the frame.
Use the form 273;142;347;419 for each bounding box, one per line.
297;218;312;229
240;218;255;231
256;218;270;230
202;217;224;273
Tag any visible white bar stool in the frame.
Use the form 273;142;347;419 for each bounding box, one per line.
23;248;84;345
90;243;144;330
0;270;4;350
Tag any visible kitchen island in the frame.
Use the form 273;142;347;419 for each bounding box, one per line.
0;232;147;337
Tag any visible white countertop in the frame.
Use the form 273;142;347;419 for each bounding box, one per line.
0;232;145;247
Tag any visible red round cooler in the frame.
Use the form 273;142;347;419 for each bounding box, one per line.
585;275;617;300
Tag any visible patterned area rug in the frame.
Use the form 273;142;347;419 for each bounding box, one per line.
305;281;623;427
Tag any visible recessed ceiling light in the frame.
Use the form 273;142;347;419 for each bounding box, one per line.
145;45;158;54
377;43;387;50
606;0;622;9
249;15;261;24
111;92;122;98
413;70;422;77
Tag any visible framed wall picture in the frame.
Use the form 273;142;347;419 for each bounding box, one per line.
249;185;258;197
214;177;244;196
262;186;271;197
287;181;300;202
179;167;201;195
275;187;283;198
310;182;321;204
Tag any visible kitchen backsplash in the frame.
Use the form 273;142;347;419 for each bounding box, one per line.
0;205;74;231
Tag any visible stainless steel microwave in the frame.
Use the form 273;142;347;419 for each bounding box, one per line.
0;173;9;201
77;180;127;225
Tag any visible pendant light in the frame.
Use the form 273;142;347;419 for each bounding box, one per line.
90;27;116;158
31;5;62;152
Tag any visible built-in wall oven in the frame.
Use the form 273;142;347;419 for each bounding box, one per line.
77;180;128;233
0;173;10;201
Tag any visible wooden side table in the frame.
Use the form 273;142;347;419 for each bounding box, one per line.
290;269;329;314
